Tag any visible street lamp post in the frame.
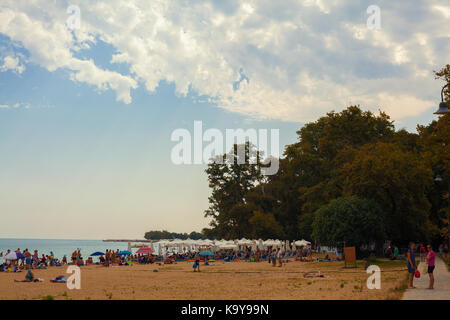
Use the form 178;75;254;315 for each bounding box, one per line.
433;82;450;265
435;175;450;266
434;83;450;115
447;180;450;266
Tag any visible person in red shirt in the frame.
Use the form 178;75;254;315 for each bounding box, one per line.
419;244;426;262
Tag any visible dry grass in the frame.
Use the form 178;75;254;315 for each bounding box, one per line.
0;256;408;300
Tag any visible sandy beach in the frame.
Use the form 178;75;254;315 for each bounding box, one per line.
0;258;408;300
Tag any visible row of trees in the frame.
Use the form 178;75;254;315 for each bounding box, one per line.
201;66;450;248
144;230;205;240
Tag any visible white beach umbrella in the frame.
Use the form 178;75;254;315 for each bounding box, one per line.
4;252;17;262
218;243;238;250
237;238;255;245
258;239;264;249
294;239;311;247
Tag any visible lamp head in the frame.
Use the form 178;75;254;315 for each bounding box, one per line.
434;101;450;115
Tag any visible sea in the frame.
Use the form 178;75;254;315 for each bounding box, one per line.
0;238;130;262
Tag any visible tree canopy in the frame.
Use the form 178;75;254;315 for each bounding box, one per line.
144;230;205;240
199;66;449;247
311;196;385;247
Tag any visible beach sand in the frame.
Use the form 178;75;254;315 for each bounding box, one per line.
0;258;408;300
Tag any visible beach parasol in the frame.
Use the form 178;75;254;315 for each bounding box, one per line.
136;247;154;254
4;252;17;260
90;252;105;256
118;250;132;256
294;239;311;247
199;250;214;256
16;252;26;259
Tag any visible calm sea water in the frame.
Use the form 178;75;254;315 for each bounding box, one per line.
0;238;129;262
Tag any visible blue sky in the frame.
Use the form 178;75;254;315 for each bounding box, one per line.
0;0;449;239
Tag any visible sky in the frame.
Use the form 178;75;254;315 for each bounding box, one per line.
0;0;449;239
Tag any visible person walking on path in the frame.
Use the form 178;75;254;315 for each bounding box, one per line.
426;244;436;289
407;242;417;289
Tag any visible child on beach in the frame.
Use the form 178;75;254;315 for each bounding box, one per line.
193;256;200;272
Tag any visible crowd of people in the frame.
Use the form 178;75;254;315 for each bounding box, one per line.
0;248;62;272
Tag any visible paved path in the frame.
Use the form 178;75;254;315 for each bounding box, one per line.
403;256;450;300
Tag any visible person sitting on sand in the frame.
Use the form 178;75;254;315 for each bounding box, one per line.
15;269;34;282
77;257;84;266
193;255;200;272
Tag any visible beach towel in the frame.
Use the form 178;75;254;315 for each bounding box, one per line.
50;275;67;283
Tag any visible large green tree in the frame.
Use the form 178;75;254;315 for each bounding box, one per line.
339;142;434;243
312;196;386;247
204;142;264;239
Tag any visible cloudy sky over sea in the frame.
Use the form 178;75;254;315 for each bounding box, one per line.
0;0;449;239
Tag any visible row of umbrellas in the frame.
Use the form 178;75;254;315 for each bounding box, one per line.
3;251;26;261
90;248;213;257
90;247;156;257
151;238;311;248
3;240;309;261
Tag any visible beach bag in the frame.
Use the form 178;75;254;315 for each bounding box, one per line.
414;270;420;278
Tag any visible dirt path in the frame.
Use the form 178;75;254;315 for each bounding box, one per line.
403;256;450;300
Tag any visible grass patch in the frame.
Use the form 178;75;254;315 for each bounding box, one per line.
42;295;55;300
104;290;113;300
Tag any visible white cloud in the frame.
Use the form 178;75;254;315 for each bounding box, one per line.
0;55;25;74
0;0;449;121
0;104;9;109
